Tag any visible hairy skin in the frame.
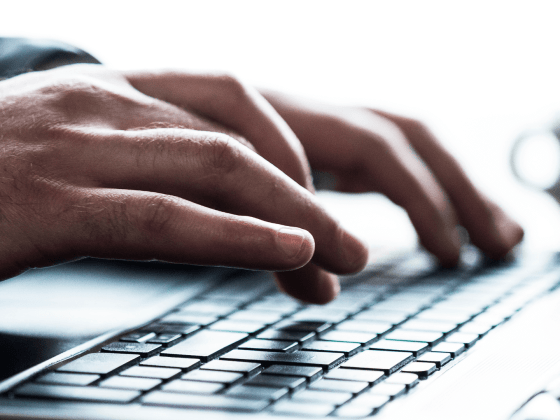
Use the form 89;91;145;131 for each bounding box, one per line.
0;64;523;303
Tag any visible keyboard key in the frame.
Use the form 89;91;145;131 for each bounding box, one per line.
120;366;181;380
160;313;218;326
57;353;140;375
35;372;99;386
201;360;262;376
446;332;479;347
320;331;378;346
370;339;429;356
336;320;392;335
98;376;161;391
257;330;315;344
226;385;288;401
101;342;162;358
161;380;224;394
399;319;457;334
247;301;300;315
459;322;493;336
140;356;200;371
275;320;332;334
302;341;360;357
292;389;352;405
290;308;351;323
324;368;384;385
369;382;406;399
142;391;268;412
240;339;298;352
415;309;472;324
209;320;267;334
341;350;413;374
262;365;322;382
161;330;248;362
221;350;345;370
401;361;437;377
227;310;284;324
309;378;369;394
271;400;335;417
15;383;139;403
351;393;390;410
417;351;451;367
385;372;419;388
182;370;243;384
385;330;444;345
120;332;156;343
244;375;306;392
353;309;410;325
333;404;376;418
431;342;465;357
177;301;237;316
144;323;200;336
372;300;425;314
147;333;182;346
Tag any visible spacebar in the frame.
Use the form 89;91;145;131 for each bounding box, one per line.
221;350;345;370
142;391;269;412
15;383;139;404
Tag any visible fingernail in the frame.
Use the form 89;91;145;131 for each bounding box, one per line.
341;231;369;271
276;227;307;259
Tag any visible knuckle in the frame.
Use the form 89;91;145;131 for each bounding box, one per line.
212;73;250;101
136;195;178;236
202;134;242;176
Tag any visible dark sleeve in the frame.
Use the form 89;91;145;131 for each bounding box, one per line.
0;37;101;79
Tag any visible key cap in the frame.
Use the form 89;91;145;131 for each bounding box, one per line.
292;389;352;405
144;323;200;336
160;313;217;326
385;372;419;388
147;333;182;346
57;353;140;375
399;320;457;334
244;375;306;392
142;390;268;411
35;372;99;386
336;320;392;335
98;376;161;391
302;341;360;357
222;350;344;370
247;301;300;315
101;342;162;358
290;308;351;323
140;356;200;371
275;320;332;334
417;351;451;367
227;310;283;324
101;342;163;357
351;393;390;410
209;320;267;334
161;330;248;362
177;301;237;316
372;300;425;314
239;339;298;352
324;368;384;385
415;309;472;324
201;360;262;376
401;362;437;378
333;404;376;418
459;322;493;336
341;350;413;375
15;383;139;404
385;330;444;345
446;332;479;347
320;331;378;346
262;365;322;382
370;339;429;356
161;380;224;394
257;330;315;344
353;309;410;325
120;332;156;343
120;366;181;380
369;382;406;399
431;342;465;357
271;400;335;417
309;378;369;394
182;369;243;384
226;385;289;401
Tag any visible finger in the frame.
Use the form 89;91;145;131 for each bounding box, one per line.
372;110;524;258
68;127;368;276
123;71;314;190
32;187;315;271
275;265;340;304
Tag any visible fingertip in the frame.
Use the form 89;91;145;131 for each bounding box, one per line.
275;227;315;269
341;231;369;273
275;264;340;304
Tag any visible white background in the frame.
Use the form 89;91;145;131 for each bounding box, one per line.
3;0;560;250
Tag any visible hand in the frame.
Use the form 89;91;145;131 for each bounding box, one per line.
0;64;368;303
260;91;524;264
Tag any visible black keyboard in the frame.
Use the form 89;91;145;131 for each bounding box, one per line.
9;252;560;418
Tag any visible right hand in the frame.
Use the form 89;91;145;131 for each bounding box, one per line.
0;64;368;303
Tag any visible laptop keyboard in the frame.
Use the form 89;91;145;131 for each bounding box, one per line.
10;252;560;417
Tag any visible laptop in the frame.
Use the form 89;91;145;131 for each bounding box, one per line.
1;194;559;420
